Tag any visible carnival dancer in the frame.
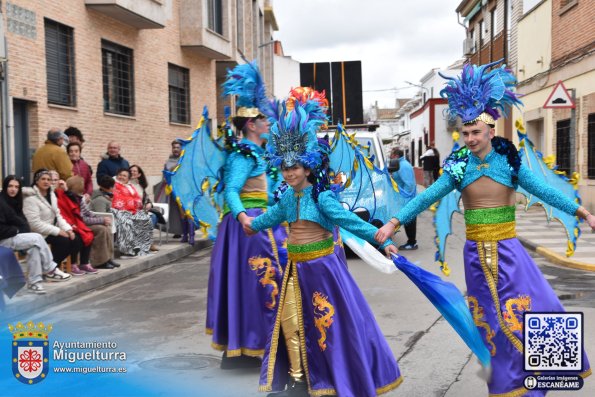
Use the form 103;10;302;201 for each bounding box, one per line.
205;62;288;369
245;99;402;397
376;60;593;396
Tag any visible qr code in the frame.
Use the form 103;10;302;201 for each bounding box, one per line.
524;312;583;371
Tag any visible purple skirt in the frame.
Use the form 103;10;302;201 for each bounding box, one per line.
464;238;591;396
205;208;288;356
259;251;402;396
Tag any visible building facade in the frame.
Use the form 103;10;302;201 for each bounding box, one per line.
457;0;524;140
514;0;595;211
1;0;278;185
393;64;464;182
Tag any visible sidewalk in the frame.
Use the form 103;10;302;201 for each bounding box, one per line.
516;204;595;271
1;233;211;320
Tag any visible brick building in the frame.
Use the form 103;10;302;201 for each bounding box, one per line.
457;0;524;140
0;0;279;186
514;0;595;211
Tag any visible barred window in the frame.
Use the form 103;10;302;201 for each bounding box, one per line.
556;119;571;174
45;19;75;106
168;64;190;124
102;40;134;116
588;114;595;179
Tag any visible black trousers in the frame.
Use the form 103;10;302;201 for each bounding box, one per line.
71;243;91;265
46;234;83;264
404;218;417;245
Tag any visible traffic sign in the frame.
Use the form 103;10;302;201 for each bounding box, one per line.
543;80;575;109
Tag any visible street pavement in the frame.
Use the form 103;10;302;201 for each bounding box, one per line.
2;209;593;397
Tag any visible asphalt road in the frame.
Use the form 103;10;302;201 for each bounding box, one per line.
9;211;594;397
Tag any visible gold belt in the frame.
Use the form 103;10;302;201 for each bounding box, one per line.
466;221;516;242
287;237;334;262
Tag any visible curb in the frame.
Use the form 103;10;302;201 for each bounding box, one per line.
517;236;595;272
2;239;213;320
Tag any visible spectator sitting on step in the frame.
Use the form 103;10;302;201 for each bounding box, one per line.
55;177;98;276
0;175;71;294
112;168;154;257
66;176;119;270
22;169;83;278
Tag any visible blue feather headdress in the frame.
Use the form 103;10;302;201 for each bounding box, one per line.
439;59;523;125
266;99;328;169
222;61;268;118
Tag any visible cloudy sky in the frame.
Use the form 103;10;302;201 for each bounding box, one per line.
273;0;466;109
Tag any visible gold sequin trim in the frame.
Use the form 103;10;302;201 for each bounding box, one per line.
259;260;293;392
466;222;516;242
205;328;213;335
267;227;283;274
307;374;404;396
477;242;524;353
209;342;264;357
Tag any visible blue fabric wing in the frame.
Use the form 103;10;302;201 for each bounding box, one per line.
327;124;404;225
432;136;463;276
516;124;582;256
163;106;226;240
392;254;491;368
432;189;462;276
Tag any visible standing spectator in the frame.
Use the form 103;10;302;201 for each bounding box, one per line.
68;143;93;196
64;126;85;146
0;176;71;294
388;149;418;250
419;144;439;187
32;128;72;180
23;169;83;277
96;141;129;184
431;146;441;182
157;140;188;240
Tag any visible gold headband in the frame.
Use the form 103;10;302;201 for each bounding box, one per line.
464;112;495;126
236;107;262;118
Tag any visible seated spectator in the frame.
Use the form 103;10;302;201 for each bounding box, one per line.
130;165;162;252
55;177;98;275
23;169;83;277
48;169;66;191
0;246;26;302
68;142;93;196
90;176;115;213
112;168;153;257
0;176;71;294
66;176;119;269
